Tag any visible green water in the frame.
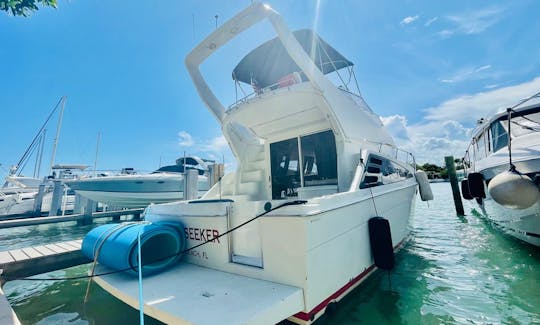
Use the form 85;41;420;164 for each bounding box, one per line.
2;183;539;324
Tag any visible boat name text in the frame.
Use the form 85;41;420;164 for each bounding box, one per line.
184;227;221;243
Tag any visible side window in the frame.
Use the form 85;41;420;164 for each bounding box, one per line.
381;160;412;184
490;121;508;152
476;132;487;159
360;155;411;188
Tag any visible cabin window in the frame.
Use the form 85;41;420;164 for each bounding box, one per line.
490;121;508;152
510;112;540;137
300;130;338;186
270;130;337;199
270;138;301;199
475;132;487;160
360;155;411;189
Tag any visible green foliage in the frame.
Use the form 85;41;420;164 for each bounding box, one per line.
417;162;448;179
0;0;56;17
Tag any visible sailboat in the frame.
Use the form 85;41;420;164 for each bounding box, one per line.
0;97;74;217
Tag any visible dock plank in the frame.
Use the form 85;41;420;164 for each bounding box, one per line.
44;244;69;254
0;251;14;264
32;245;56;256
55;242;78;252
21;247;43;259
62;241;82;250
8;250;29;261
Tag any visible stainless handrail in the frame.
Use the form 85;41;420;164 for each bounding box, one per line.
360;139;416;169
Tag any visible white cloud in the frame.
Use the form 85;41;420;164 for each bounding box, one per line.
177;131;235;171
440;64;492;83
178;131;194;146
426;76;540;123
201;136;229;153
440;7;502;37
381;115;410;142
400;15;419;25
425;17;438;27
381;77;540;165
381;115;471;165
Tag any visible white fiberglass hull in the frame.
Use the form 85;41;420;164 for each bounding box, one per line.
65;173;209;208
96;180;417;324
0;193;35;217
74;190;206;208
477;196;540;247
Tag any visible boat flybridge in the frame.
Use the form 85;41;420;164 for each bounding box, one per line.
90;2;432;324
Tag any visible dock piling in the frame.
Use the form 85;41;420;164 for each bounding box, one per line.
48;180;63;216
33;184;46;217
445;156;465;216
184;169;199;200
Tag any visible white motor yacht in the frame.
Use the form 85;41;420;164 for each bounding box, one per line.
462;94;540;247
64;157;213;208
91;3;431;324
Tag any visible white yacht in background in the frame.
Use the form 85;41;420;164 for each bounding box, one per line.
462;95;540;247
91;3;431;324
64;157;213;208
0;165;83;218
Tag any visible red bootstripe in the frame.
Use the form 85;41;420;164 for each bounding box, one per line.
293;264;376;321
293;238;407;321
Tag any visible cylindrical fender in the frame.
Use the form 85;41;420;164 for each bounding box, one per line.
467;172;486;198
415;170;434;201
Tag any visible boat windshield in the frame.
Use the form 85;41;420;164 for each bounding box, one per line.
153;157;207;175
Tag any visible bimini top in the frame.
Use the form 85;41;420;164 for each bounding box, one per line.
232;29;353;89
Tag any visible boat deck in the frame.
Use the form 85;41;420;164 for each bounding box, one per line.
95;262;304;325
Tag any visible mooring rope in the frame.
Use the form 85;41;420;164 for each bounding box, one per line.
10;200;307;282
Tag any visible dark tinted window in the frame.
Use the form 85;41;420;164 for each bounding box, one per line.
301;130;337;186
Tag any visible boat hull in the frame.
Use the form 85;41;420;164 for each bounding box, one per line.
477;196;540;247
96;180;417;324
65;174;209;208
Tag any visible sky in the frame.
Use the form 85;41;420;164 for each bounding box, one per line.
1;0;539;180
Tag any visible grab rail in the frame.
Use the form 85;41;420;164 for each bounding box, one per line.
360;139;416;169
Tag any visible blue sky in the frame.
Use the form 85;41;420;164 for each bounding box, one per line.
1;0;539;180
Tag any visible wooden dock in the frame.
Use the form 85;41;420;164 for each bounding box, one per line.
0;208;144;229
0;239;90;283
0;239;93;324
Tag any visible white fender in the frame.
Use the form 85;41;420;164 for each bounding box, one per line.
488;171;540;209
415;170;433;201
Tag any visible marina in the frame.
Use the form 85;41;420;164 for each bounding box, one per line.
1;0;540;324
1;183;539;324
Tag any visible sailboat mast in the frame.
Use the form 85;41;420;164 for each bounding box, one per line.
49;96;67;176
93;132;101;177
